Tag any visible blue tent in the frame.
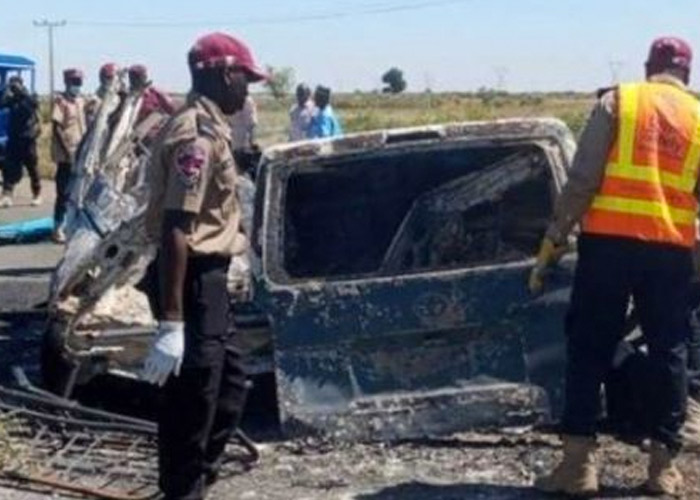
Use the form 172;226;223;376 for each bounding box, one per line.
0;53;35;88
0;54;35;70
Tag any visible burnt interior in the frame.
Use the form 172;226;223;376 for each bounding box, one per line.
283;143;553;280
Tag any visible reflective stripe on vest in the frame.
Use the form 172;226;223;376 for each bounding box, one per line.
582;82;700;247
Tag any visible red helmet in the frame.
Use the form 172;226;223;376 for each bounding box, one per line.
99;63;118;79
188;32;267;82
647;36;693;71
63;68;84;83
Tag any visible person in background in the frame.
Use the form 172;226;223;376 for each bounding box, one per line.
129;64;176;124
0;76;41;208
230;94;257;150
86;63;119;124
288;83;314;141
307;85;342;139
96;63;118;101
51;68;87;243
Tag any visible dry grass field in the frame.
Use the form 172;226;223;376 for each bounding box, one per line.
35;91;595;178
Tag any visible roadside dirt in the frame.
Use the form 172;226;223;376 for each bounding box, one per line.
203;432;699;500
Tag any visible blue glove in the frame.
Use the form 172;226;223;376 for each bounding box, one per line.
141;321;185;387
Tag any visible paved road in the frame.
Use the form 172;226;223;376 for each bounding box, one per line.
0;180;62;311
0;180;63;272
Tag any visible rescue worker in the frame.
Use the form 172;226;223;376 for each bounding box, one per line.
96;63;118;101
51;68;86;243
86;63;119;124
129;64;176;124
0;76;41;208
530;37;698;497
307;85;343;139
289;83;314;141
141;32;267;500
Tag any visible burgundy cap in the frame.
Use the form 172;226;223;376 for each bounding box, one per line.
100;63;118;79
647;36;693;71
63;68;84;82
188;32;267;82
129;64;148;79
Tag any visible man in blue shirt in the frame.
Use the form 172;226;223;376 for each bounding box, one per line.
307;86;343;139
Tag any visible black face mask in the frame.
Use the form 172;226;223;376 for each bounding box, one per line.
218;68;249;115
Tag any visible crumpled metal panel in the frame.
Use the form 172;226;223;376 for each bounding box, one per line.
50;79;167;329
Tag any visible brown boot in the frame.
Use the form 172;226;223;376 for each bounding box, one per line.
535;435;599;497
645;440;684;497
682;396;700;452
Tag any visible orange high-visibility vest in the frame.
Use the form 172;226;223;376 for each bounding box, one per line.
582;82;700;247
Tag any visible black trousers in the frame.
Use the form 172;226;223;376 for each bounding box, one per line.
148;256;247;500
563;235;690;451
54;162;72;227
2;138;40;196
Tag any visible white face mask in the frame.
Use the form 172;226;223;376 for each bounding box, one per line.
67;85;82;97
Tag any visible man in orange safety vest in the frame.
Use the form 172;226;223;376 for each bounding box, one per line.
530;36;699;497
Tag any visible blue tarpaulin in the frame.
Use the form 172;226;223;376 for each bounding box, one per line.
0;217;54;244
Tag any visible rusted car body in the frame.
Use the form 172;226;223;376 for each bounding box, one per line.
46;115;578;440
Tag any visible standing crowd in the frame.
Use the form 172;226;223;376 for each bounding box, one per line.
0;61;343;245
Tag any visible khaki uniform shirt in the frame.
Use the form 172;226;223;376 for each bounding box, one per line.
146;93;247;257
545;74;700;245
51;93;87;164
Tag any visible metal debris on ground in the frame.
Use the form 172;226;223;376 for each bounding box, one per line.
0;384;161;500
0;382;261;499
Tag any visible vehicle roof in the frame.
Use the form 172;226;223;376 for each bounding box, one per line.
262;117;576;166
0;54;36;70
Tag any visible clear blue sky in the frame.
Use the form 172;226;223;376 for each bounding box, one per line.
3;0;700;94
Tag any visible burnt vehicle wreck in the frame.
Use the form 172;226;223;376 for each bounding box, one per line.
45;113;578;440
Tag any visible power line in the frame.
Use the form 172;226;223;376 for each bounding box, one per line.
33;19;67;99
69;0;473;28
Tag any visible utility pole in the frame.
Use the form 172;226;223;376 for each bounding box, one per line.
33;19;66;98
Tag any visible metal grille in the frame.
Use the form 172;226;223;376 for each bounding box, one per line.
0;385;161;500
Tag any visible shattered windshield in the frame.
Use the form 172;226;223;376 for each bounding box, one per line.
282;143;554;280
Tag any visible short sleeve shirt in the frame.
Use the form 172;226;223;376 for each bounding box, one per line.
51;93;87;163
308;105;343;139
146;93;247;257
289;100;315;141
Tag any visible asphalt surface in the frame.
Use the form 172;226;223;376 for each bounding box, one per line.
0;179;63;272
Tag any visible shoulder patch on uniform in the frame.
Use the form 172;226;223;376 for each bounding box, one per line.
174;142;208;189
196;114;219;141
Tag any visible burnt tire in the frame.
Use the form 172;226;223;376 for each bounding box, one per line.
40;319;78;396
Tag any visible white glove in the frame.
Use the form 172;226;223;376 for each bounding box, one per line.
141;321;185;387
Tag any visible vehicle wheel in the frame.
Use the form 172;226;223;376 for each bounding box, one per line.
40;319;79;396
